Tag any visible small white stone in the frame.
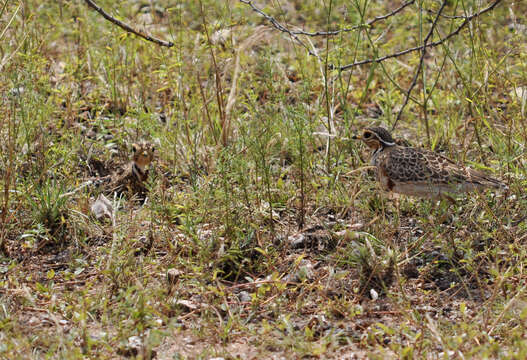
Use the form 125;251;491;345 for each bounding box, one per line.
370;288;379;301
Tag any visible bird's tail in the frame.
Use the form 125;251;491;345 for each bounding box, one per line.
468;169;508;191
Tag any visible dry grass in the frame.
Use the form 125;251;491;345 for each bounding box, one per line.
0;0;526;358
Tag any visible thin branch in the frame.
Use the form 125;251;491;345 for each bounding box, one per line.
199;0;228;146
225;41;242;121
291;0;415;36
339;0;502;70
239;0;413;42
83;0;174;47
240;0;503;71
425;8;468;19
393;1;447;130
239;0;320;59
59;180;94;199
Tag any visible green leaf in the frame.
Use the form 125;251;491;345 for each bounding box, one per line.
46;269;55;280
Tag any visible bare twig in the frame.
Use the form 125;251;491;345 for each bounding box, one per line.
241;0;414;38
83;0;173;47
425;8;468;19
240;0;503;71
0;2;19;41
239;0;320;59
197;72;218;145
291;0;415;36
392;1;447;130
225;46;241;121
199;0;228;146
323;0;334;175
59;180;94;198
339;0;502;71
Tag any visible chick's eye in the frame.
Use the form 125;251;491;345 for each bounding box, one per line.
363;132;371;139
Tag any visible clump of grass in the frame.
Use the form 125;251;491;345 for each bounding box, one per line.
24;178;70;246
215;229;262;282
344;232;396;297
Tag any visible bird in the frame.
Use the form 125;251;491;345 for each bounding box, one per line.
90;141;156;200
352;127;507;201
109;141;155;196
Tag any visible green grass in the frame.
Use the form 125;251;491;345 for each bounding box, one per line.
1;0;526;358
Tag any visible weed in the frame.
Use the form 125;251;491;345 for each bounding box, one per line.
25;179;70;245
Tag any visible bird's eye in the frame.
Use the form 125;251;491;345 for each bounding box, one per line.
363;132;371;139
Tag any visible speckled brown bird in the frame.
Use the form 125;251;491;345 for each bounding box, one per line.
98;141;156;198
353;127;507;200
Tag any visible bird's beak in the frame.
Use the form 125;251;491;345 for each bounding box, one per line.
351;134;361;140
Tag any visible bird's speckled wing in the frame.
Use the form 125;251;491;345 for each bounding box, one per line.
379;146;503;189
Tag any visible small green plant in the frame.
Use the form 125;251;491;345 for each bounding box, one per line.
25;178;69;244
346;232;396;297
